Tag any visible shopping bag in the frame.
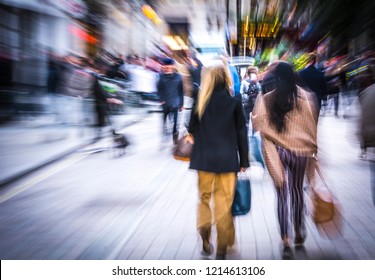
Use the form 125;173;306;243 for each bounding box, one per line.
312;187;335;224
307;160;342;237
232;173;251;216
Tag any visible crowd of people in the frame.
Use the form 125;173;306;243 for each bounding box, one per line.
180;50;374;260
46;47;375;260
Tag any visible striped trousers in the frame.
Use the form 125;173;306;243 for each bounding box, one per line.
276;146;307;239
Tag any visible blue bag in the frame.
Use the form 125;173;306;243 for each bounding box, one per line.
232;174;251;216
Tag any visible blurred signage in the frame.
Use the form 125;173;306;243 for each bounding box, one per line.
69;25;97;44
142;5;162;25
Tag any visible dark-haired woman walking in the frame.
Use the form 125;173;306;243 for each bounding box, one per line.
251;61;319;258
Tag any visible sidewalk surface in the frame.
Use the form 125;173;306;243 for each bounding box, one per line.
0;95;374;260
0;95;148;186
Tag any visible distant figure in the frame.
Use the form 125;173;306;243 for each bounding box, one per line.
358;71;375;162
47;52;62;94
358;77;375;205
298;53;327;114
252;61;318;259
180;51;203;136
188;61;249;260
220;52;241;97
188;53;203;104
240;66;262;124
157;58;184;145
323;60;341;116
91;60;123;139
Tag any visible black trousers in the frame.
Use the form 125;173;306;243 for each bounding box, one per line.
162;107;178;137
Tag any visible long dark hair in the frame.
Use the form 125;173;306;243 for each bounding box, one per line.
269;62;298;132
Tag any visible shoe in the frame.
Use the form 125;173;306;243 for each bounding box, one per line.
215;244;227;260
359;153;367;160
215;253;226;260
359;149;367;160
202;240;213;256
199;229;213;256
294;235;306;247
215;246;227;260
282;246;294;260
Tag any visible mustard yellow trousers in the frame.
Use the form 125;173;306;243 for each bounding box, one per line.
197;171;236;253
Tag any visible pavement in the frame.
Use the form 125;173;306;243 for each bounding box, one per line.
0;94;149;187
0;95;375;260
0;90;361;188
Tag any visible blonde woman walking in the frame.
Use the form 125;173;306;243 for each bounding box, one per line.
187;61;249;260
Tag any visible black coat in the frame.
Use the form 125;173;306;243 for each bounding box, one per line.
188;87;250;173
298;65;327;107
188;58;203;101
157;72;184;110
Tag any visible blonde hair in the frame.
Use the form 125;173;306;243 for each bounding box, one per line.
196;62;233;119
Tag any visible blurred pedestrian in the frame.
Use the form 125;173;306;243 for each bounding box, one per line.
297;53;327;115
90;59;124;140
157;58;184;145
322;59;343;116
324;71;340;116
241;66;263;166
220;52;241;98
358;71;375;205
358;71;375;163
187;50;203;105
47;50;62;94
175;50;203;137
240;66;262;124
187;61;249;260
252;61;319;258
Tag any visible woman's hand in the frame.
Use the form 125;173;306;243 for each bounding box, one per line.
185;133;194;144
240;167;248;172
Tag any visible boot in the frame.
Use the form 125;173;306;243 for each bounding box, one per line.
199;228;213;256
216;245;227;260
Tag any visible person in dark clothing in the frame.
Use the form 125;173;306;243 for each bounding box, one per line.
187;61;249;260
358;73;375;204
188;55;203;104
92;74;108;128
47;57;61;94
297;53;327;114
324;72;341;116
157;58;184;144
91;60;123;140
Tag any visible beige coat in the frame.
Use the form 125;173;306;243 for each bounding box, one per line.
251;86;318;187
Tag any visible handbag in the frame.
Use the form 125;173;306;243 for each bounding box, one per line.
173;134;193;162
312;187;335;223
232;173;251;216
310;161;335;224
